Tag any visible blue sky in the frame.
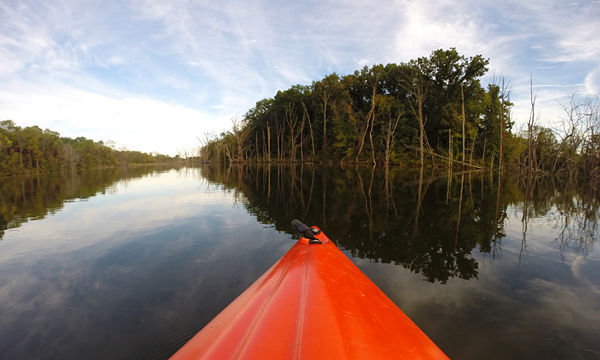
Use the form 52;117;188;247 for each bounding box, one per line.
1;0;598;155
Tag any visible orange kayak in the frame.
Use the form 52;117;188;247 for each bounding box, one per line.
171;220;448;359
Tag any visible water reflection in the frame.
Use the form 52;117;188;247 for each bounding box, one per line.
204;165;600;283
1;165;599;359
0;166;174;240
0;167;295;359
205;166;495;282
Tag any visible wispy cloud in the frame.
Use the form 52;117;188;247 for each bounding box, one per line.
584;69;599;95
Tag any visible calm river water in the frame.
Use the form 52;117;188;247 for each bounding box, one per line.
1;166;599;359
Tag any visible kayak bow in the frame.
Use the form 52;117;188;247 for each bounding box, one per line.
171;220;448;359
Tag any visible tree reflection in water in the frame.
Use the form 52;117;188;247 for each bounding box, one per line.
201;164;600;283
0;166;175;240
2;164;598;283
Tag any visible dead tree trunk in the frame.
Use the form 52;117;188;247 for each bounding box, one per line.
402;70;428;168
368;85;377;167
462;84;466;166
448;129;452;168
528;76;536;178
482;138;486;167
276;122;280;161
267;121;271;163
255;133;259;162
356;107;372;163
285;104;299;162
301;100;315;158
470;131;477;166
384;112;402;170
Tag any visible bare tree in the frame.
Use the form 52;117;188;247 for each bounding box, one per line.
355;85;377;164
581;95;600;179
198;132;215;162
462;84;466;165
266;121;271;162
558;94;585;178
300;100;315;157
499;77;511;172
231;116;249;162
284;103;301;162
528;76;537;178
402;69;429;168
314;76;338;154
368;84;377;166
379;95;403;170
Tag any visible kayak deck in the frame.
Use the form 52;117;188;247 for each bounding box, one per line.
171;227;448;359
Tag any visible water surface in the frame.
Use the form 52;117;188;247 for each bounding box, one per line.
0;168;294;359
1;166;599;359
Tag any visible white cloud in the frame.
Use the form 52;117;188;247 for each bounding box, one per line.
393;2;477;58
584;69;599;95
0;82;231;155
392;0;598;128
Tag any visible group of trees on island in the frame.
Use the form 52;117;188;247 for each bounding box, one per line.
200;48;512;169
200;48;600;181
0;120;174;176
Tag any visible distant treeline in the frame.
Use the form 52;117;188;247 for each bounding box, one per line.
200;48;600;180
0;120;174;176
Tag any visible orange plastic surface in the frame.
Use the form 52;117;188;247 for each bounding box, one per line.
171;228;448;359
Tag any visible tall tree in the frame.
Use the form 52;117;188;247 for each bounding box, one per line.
402;60;430;168
313;73;341;156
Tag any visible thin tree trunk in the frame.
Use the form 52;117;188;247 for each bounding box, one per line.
368;85;377;167
262;129;267;163
275;122;280;161
482;138;486;166
285;104;298;163
356;107;372;163
320;90;331;155
528;76;536;178
255;133;259;162
418;100;425;168
267;122;271;163
300;115;305;163
470;132;476;166
403;71;428;168
499;77;507;172
301;100;315;157
448;129;452;168
384;113;401;169
462;84;466;165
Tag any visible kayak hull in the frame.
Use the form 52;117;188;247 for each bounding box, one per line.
172;229;448;359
